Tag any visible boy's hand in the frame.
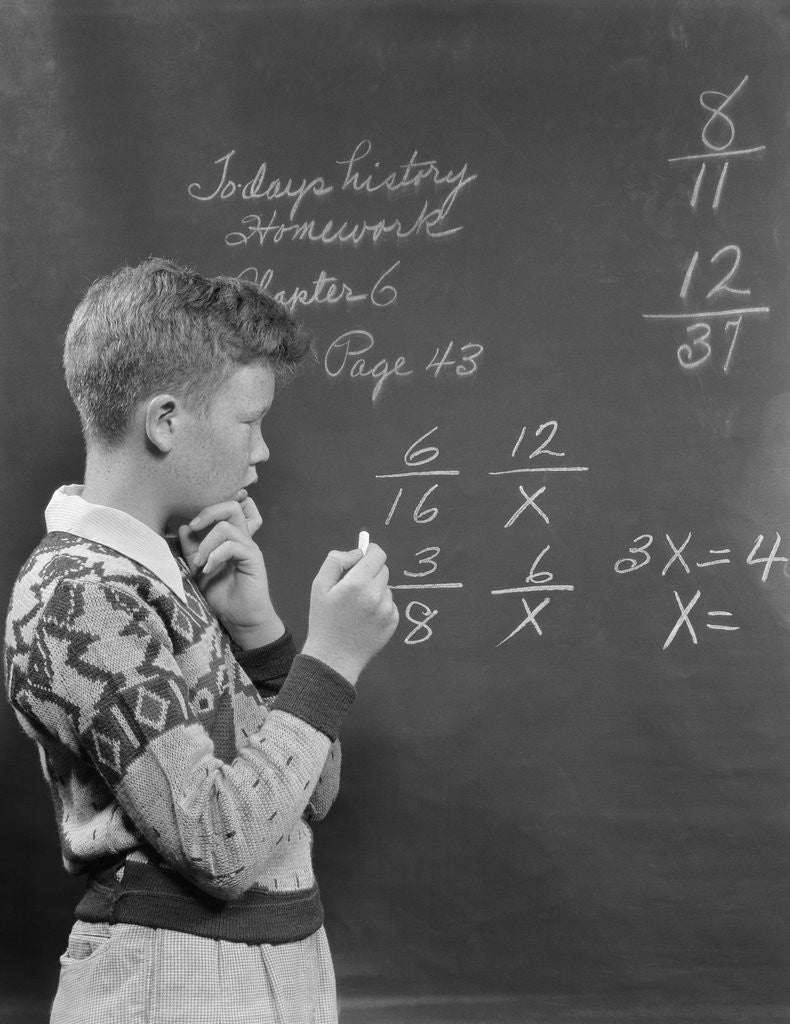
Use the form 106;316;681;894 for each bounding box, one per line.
178;490;284;649
301;542;399;685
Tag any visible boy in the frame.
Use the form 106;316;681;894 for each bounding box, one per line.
3;258;398;1023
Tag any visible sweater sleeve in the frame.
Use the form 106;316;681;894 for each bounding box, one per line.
18;578;355;901
233;629;296;697
234;632;344;821
303;738;342;823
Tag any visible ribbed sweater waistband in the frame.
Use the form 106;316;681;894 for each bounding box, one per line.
75;859;324;945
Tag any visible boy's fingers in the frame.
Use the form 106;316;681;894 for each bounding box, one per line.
235;491;263;536
315;549;364;589
348;542;387;578
193;521;256;568
189;500;249;535
178;524;200;560
202;540;246;576
371;562;390;588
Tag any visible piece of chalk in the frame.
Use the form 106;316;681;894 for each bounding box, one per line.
358;530;369;553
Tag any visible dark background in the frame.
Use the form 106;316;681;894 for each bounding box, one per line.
2;1;790;1021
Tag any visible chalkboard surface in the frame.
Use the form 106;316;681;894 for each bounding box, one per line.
2;2;790;1021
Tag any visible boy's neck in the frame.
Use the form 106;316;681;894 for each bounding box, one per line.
82;448;168;535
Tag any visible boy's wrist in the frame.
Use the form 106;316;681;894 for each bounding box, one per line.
225;612;286;650
300;640;360;686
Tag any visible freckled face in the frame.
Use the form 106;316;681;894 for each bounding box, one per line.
172;362;275;517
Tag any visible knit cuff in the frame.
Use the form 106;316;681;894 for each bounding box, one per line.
272;654;356;741
234;629;297;694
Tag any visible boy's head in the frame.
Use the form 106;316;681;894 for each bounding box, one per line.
63;257;312;448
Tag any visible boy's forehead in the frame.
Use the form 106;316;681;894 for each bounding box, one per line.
220;361;276;407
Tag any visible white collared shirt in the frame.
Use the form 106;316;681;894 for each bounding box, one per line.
45;484;187;604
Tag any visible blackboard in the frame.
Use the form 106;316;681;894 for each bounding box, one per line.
2;2;790;1021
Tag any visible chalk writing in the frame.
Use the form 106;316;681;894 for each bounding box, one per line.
426;341;485;379
490;421;587;643
403;602;438;645
663;591;740;650
188;141;477;405
700;76;749;151
238;261;400;312
402;547;440;579
187;141;476;249
376;428;464;643
324;330;413;402
747;533;789;582
188;150;333;217
384;487;439;526
643;75;769;373
667;76;766;212
614;531;786;649
614;531;788;581
225;205;466;247
491;545;575;597
337;139;475;197
489;418;589;473
497;597;552;644
323;331;484;402
504;485;549;527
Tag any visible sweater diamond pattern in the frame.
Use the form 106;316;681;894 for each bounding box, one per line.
4;531;341;916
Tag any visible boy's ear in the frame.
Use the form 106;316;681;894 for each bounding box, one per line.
144;394;179;453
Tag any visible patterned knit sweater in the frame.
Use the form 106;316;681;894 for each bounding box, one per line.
4;528;356;944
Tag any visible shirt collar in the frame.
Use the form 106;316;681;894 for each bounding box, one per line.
45;484;188;603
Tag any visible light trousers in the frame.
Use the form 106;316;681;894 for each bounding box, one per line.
50;919;338;1024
